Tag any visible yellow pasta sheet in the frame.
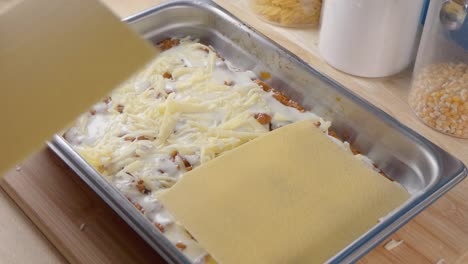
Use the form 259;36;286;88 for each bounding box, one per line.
159;120;410;264
0;0;155;174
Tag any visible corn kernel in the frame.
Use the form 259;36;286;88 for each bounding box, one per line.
409;62;468;138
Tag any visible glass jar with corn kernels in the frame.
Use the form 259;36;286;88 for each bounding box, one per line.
409;0;468;138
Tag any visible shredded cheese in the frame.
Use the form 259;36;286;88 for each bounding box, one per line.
65;38;387;263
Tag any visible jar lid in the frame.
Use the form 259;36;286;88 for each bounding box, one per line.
440;0;467;30
440;0;468;50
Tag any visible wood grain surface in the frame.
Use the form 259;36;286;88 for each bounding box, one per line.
1;0;467;264
2;148;165;264
0;187;66;264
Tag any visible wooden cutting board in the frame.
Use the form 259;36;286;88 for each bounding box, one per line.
1;148;165;264
1;0;468;264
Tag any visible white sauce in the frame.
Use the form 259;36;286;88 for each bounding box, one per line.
64;38;389;263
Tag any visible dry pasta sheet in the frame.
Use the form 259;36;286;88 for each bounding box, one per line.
159;120;410;264
0;0;155;173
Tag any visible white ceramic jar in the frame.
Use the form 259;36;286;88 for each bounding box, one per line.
319;0;425;77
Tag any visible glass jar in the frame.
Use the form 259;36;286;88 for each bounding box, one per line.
409;0;468;138
250;0;322;27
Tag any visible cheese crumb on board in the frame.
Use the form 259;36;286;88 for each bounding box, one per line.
384;239;404;251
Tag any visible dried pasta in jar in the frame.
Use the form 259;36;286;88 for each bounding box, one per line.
250;0;322;27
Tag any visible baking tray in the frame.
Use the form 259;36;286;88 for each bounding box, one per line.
48;0;467;263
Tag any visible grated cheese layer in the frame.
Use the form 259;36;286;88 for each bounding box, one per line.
65;38;383;263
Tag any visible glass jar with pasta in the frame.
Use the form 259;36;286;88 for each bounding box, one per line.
250;0;322;27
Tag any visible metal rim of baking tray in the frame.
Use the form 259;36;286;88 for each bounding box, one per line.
49;0;468;263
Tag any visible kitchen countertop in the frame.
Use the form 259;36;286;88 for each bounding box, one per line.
1;0;467;263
